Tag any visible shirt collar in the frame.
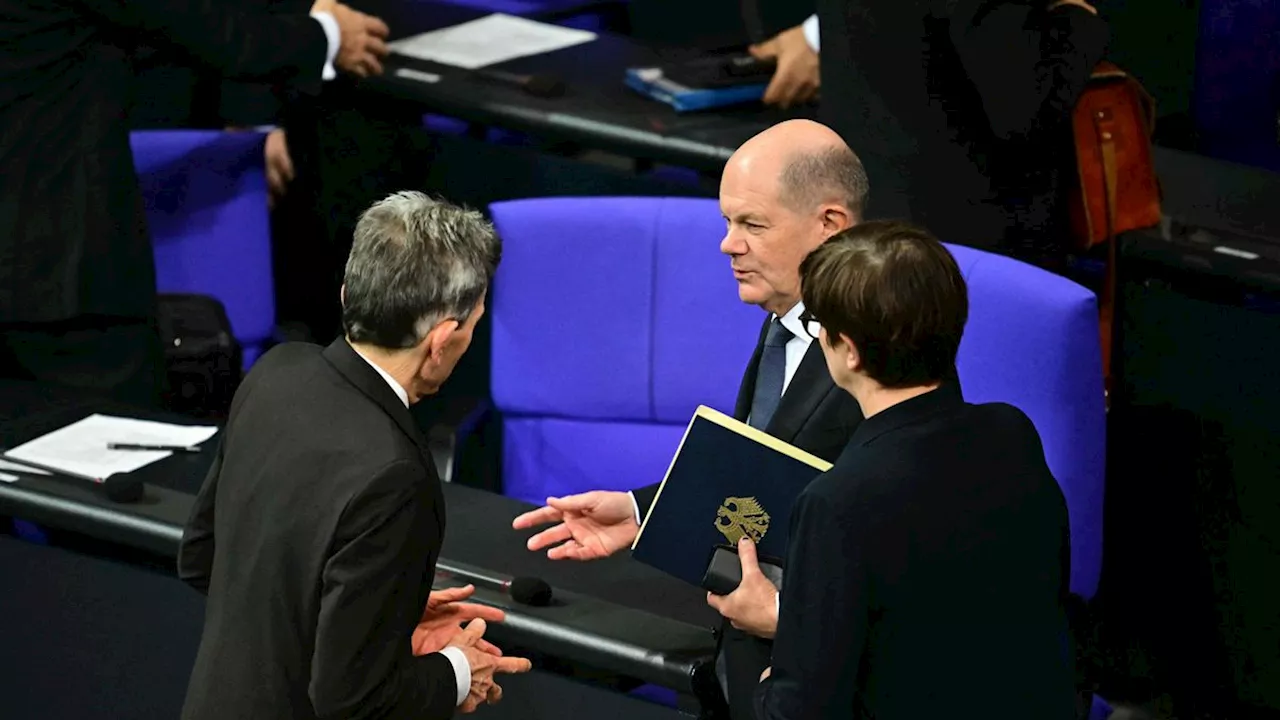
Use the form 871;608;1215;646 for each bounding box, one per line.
774;301;812;344
353;347;410;408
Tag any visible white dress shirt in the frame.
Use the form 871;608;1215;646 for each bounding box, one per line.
355;349;472;706
310;12;341;81
802;14;820;53
628;302;814;525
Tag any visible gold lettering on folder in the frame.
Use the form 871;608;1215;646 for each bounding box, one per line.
715;496;770;545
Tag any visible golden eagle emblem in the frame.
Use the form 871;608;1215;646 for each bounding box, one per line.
715;496;771;545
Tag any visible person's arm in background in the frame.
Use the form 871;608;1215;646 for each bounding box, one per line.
75;0;388;93
949;0;1109;143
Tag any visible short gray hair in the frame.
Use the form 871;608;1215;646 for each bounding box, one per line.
342;192;501;349
779;145;870;220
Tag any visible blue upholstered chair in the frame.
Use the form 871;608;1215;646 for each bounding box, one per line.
487;196;764;502
947;243;1108;600
486;195;1107;601
130;130;276;368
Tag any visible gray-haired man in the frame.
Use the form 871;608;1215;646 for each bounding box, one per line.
178;192;529;720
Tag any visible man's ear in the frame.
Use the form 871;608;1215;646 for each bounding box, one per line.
419;318;460;361
819;204;853;237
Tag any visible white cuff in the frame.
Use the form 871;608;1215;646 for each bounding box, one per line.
802;14;820;53
310;12;340;81
775;592;780;615
628;491;642;526
437;647;471;706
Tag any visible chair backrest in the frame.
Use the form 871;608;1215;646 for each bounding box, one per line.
488;197;763;503
947;243;1107;599
490;197;1107;599
131;130;274;367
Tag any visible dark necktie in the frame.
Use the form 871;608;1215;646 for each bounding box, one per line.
748;318;791;430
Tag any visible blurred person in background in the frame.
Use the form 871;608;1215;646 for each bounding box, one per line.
0;0;389;406
754;0;1108;267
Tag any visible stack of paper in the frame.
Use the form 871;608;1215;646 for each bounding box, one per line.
388;13;596;70
3;414;218;479
0;458;49;483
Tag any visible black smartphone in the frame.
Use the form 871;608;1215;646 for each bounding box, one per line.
701;543;786;595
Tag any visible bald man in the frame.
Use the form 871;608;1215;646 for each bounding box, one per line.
512;119;867;718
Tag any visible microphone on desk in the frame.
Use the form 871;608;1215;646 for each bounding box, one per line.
0;452;144;504
435;558;555;607
470;67;565;98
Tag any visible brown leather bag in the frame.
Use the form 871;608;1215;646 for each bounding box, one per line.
1067;61;1162;399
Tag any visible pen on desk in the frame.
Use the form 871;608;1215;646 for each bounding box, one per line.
107;443;200;454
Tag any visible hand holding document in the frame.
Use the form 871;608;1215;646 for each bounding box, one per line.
388;13;595;70
630;405;831;588
3;414;218;480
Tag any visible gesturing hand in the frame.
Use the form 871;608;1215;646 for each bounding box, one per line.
412;584;506;656
706;537;780;639
512;491;640;560
448;619;533;713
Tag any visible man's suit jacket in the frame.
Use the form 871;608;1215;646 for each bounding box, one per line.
0;0;326;324
810;0;1109;263
632;317;864;720
178;339;459;720
755;383;1075;720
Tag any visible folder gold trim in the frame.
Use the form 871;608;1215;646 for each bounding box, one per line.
631;405;834;549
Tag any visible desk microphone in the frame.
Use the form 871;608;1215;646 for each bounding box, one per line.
471;68;565;98
435;559;554;607
0;452;144;504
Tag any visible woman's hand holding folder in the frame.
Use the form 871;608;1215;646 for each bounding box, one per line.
512;491;640;561
706;537;781;639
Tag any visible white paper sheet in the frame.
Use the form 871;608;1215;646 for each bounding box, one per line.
0;459;50;476
4;414;218;479
388;13;596;70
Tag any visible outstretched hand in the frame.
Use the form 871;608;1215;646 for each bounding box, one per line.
412;585;506;656
512;491;640;561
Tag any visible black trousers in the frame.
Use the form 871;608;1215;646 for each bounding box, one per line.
0;314;162;408
272;95;427;344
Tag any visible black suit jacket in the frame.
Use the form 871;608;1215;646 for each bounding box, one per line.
755;383;1075;720
178;339;459;720
812;0;1108;261
632;316;863;720
0;0;326;323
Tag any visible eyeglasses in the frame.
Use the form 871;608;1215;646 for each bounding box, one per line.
798;310;823;340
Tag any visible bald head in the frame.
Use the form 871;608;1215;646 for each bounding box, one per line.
719;120;869;317
726;119;869;220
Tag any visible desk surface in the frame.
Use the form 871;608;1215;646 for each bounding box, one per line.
0;380;720;695
359;0;800;172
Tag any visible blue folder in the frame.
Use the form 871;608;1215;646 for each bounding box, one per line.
624;67;767;113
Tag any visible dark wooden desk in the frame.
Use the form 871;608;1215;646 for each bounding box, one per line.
0;380;723;718
358;0;801;173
